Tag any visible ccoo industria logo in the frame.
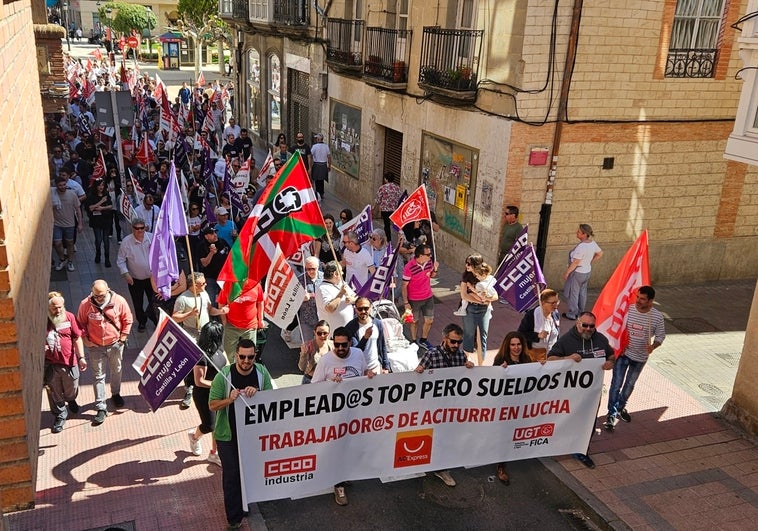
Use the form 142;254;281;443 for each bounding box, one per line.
393;429;433;468
263;455;316;486
512;423;555;449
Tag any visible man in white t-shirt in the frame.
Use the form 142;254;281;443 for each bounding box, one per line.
344;297;389;374
315;261;356;332
311;326;375;507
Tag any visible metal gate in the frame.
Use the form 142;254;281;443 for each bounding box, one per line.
287;69;310;138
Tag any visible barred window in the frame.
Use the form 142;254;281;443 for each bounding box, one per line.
666;0;726;78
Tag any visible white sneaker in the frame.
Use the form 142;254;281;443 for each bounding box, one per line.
54;260;67;271
434;470;456;487
187;430;202;456
67;261;75;272
208;452;221;467
453;308;467;317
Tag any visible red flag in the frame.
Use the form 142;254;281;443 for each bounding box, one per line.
196;71;205;87
592;230;650;356
90;48;103;61
91;149;106;183
389;184;431;229
217;152;326;303
263;244;305;329
135;133;156;167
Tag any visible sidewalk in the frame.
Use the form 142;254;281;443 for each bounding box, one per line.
8;42;757;530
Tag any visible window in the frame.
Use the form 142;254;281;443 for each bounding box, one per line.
248;50;261;135
250;0;270;21
268;54;282;144
666;0;725;78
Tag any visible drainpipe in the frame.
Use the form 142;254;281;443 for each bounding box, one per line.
535;0;584;265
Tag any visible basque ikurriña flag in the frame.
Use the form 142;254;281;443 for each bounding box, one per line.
494;243;546;312
149;162;188;299
132;310;203;412
217;152;326;303
592;230;650;356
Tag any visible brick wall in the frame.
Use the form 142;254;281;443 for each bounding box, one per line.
0;0;54;513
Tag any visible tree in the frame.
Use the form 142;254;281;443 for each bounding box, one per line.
98;2;157;36
177;0;230;80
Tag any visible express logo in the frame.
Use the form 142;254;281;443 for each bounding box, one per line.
264;455;316;478
394;429;433;468
513;423;555;441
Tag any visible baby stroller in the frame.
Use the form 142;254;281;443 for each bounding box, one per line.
370;299;419;372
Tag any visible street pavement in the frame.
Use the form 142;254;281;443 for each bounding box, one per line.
6;41;758;530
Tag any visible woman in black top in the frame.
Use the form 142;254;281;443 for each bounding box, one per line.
84;178;114;266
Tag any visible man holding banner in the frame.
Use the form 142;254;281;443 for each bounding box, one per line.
209;338;274;529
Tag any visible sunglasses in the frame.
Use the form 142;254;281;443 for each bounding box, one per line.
447;338;463;345
423;253;432;257
237;354;255;360
315;331;329;336
91;293;107;301
580;323;596;329
333;341;349;348
133;226;146;231
356;306;370;312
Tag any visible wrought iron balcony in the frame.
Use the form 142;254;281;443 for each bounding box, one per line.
219;0;249;21
418;26;483;100
363;27;412;89
273;0;310;27
665;48;718;78
326;18;364;71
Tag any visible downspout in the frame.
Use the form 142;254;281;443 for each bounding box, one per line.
535;0;584;265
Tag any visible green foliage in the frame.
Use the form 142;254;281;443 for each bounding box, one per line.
98;2;158;34
177;0;218;27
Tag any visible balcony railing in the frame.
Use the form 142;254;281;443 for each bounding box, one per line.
665;48;717;78
219;0;249;20
363;28;412;86
273;0;310;27
418;26;483;97
326;18;364;69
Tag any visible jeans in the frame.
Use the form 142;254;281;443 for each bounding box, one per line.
92;226;111;259
607;355;646;416
564;270;591;319
463;303;491;354
90;341;124;411
44;363;79;420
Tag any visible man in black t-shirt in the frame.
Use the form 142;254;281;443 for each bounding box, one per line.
233;129;254;160
198;226;230;305
289;131;312;174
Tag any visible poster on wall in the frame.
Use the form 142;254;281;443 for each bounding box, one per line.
419;133;479;242
329;99;362;179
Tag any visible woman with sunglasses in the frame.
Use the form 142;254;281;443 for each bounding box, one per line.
298;320;332;384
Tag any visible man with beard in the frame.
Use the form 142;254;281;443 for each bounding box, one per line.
311;327;375;506
548;311;614;469
45;292;87;433
415;323;474;487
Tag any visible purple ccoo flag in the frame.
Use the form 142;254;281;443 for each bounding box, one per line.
494;244;546;312
356;243;400;301
149;162;189;299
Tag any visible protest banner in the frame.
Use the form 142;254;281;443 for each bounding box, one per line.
235;360;603;501
337;204;373;245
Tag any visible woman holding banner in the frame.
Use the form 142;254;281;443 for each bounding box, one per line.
492;331;533;484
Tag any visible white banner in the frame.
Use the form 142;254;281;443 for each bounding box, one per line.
235;360;603;502
263;244;305;329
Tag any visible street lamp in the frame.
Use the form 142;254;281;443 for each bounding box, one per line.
62;0;71;52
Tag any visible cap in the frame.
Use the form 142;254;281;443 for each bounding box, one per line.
216;207;229;216
202;226;217;235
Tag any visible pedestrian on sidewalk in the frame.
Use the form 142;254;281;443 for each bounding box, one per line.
52;174;83;272
548;311;614;469
44;292;86;434
76;280;133;425
562;224;603;320
117;218;157;332
83;178;114;267
605;285;666;430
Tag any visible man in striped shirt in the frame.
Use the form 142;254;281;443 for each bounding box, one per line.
605;285;666;430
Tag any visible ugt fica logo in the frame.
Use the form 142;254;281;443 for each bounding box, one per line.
394;429;433;468
512;423;555;449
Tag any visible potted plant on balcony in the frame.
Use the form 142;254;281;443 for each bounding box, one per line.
421;66;441;86
366;55;382;76
392;60;405;82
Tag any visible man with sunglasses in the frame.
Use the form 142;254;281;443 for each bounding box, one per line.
209;338;273;530
311;327;376;506
344;297;390;375
117;218;156;332
548;311;614;468
76;279;133;425
414;323;474;487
